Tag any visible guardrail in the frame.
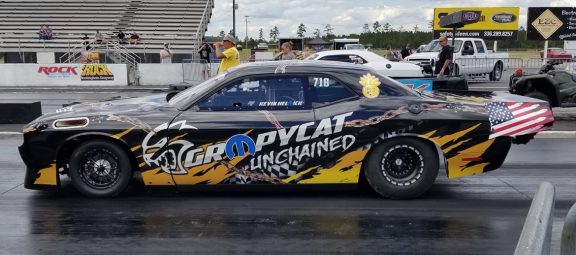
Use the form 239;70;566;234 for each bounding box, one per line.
514;182;576;255
561;202;576;255
515;182;555;255
452;57;576;83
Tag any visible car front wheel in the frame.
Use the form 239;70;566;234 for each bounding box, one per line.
69;140;132;198
364;138;439;199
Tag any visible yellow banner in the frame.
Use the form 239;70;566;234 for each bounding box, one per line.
434;7;519;31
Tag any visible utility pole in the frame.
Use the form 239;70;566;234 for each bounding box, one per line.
244;16;249;49
232;0;237;37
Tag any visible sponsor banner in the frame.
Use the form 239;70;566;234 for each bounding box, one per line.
433;7;519;40
80;64;114;81
398;79;433;93
528;7;576;40
433;30;517;40
0;64;127;86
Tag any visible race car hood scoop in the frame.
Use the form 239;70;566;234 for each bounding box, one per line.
424;90;555;138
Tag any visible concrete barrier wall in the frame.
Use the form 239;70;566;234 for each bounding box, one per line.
0;64;128;86
138;64;183;86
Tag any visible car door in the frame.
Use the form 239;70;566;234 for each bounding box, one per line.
459;40;475;75
473;40;490;73
306;73;365;184
169;74;316;186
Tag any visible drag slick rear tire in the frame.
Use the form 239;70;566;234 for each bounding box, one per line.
364;138;439;199
69;140;132;198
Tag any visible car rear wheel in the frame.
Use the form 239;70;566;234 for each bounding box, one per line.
525;91;551;104
490;63;503;81
69;140;132;198
364;138;439;199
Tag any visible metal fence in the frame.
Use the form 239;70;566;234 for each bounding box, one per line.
454;57;576;83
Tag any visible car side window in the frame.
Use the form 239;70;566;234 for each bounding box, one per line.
474;41;485;53
463;41;474;54
309;75;357;105
349;55;368;64
197;76;308;111
319;55;352;63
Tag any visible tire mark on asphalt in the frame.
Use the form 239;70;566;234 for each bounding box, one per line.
495;177;531;200
1;183;23;196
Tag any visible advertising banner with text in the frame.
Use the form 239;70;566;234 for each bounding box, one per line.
528;7;576;40
0;64;128;86
433;7;519;40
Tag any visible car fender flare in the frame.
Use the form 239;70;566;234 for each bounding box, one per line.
56;131;139;173
364;132;446;176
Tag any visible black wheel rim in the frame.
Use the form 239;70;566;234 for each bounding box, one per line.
380;145;424;186
78;148;121;189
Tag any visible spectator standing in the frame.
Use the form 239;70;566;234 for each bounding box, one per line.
197;43;213;79
435;36;452;77
80;45;93;64
95;30;103;44
90;48;100;63
274;42;296;60
215;35;239;73
160;43;173;64
400;43;412;59
385;45;395;60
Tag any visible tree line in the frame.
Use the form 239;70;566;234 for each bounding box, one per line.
218;23;563;50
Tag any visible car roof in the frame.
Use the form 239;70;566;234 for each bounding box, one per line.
228;60;371;74
313;50;373;56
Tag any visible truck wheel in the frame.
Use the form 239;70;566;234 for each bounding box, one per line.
525;91;551;104
490;63;503;81
364;138;439;199
69;140;133;198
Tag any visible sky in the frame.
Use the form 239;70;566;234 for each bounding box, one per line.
206;0;576;39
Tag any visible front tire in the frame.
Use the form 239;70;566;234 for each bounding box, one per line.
69;140;132;198
364;138;439;199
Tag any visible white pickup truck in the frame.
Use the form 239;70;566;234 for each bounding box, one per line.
405;38;509;81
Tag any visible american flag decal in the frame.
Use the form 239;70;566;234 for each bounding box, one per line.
485;102;554;139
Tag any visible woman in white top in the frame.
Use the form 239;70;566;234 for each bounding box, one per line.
160;43;173;64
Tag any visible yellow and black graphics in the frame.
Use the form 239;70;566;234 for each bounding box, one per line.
81;64;114;81
125;112;366;185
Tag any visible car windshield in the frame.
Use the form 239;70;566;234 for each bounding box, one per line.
421;40;463;53
168;73;226;108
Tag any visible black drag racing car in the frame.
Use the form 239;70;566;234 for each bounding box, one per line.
20;61;554;199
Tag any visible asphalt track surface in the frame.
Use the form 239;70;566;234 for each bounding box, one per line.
0;135;575;254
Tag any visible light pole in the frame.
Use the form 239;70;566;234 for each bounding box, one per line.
245;16;249;49
232;0;237;36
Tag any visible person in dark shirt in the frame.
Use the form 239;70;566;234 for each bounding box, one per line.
198;43;212;63
435;36;452;77
197;43;213;79
117;31;126;44
400;43;412;59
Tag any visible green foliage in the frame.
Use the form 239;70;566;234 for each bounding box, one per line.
269;26;280;42
258;28;264;42
297;24;307;38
